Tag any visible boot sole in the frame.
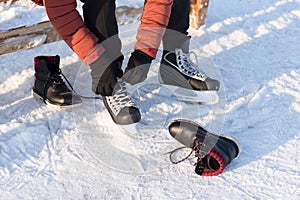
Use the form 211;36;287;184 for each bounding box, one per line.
32;90;82;109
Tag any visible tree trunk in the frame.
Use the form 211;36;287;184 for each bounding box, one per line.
190;0;210;29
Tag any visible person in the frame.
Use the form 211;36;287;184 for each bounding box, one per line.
31;0;219;125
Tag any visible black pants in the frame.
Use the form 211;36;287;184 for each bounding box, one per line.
82;0;190;54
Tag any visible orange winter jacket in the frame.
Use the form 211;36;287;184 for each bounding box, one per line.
43;0;173;65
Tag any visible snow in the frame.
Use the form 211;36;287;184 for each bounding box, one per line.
1;0;300;199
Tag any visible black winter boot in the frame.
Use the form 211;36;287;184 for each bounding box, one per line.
168;119;240;176
32;55;82;108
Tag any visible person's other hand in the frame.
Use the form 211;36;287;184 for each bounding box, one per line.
123;50;153;85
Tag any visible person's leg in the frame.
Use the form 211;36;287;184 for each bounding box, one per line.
83;0;119;42
163;0;190;52
82;0;140;125
167;0;190;35
82;0;122;59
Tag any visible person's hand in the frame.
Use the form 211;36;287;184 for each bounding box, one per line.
123;50;153;85
90;54;123;96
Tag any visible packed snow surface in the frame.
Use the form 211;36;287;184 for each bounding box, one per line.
0;0;299;199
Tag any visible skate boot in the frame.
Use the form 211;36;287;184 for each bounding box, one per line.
159;37;220;104
168;119;240;176
32;55;82;108
102;79;141;125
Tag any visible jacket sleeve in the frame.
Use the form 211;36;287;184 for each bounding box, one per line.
44;0;104;65
135;0;173;58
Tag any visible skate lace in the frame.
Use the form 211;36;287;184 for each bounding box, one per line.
175;49;207;80
48;69;65;87
104;79;136;116
42;69;66;98
167;138;207;165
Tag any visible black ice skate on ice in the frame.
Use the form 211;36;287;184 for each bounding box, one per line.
102;79;141;125
159;49;220;104
168;119;240;176
32;55;82;108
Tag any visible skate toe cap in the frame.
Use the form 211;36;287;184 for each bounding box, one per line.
115;106;141;125
205;78;220;91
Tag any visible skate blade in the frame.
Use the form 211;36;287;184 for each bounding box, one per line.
161;84;219;104
32;91;82;110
